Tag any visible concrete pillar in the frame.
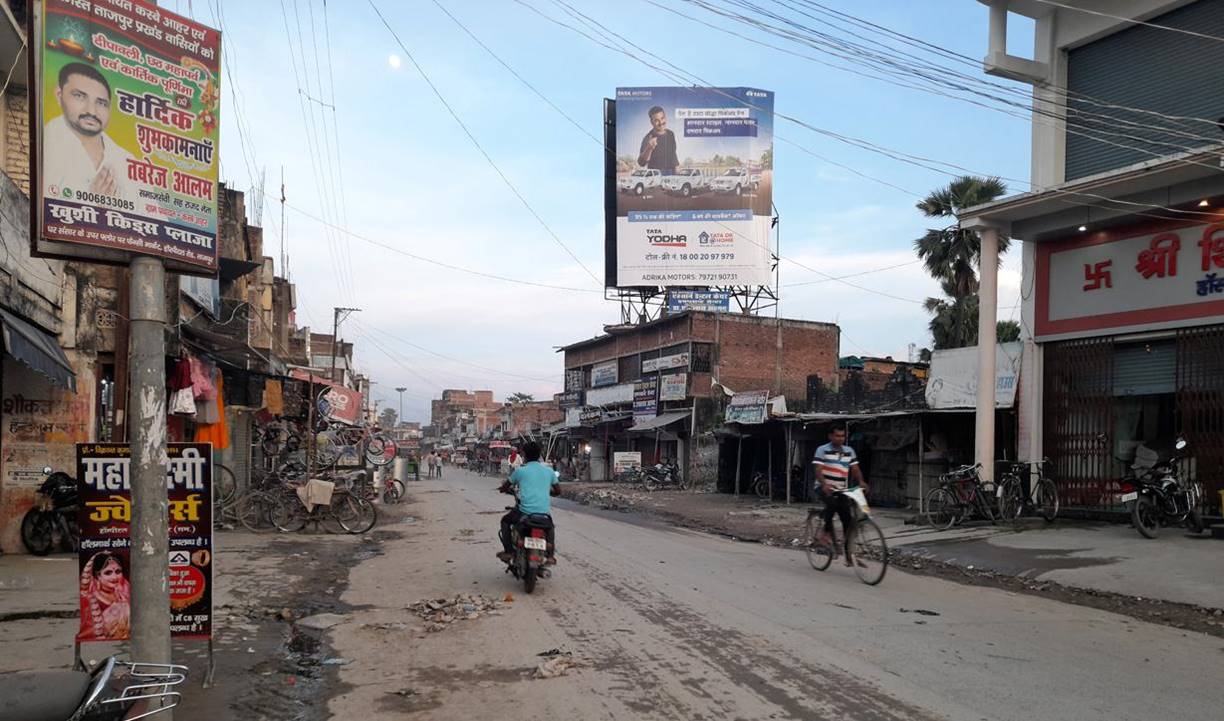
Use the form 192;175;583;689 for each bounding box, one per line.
988;2;1008;57
975;226;1000;483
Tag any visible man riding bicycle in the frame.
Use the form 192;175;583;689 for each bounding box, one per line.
813;426;868;566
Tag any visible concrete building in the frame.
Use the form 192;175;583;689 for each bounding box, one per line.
558;311;840;481
498;400;564;438
430;389;502;444
965;0;1224;513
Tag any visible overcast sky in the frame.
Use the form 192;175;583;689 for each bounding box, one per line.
189;0;1036;423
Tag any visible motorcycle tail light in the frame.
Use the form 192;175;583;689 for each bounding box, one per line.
530;529;546;538
1119;482;1135;493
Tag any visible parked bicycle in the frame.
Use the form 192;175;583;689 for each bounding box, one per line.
996;459;1059;522
804;487;888;585
314;422;396;469
270;472;378;534
925;463;996;530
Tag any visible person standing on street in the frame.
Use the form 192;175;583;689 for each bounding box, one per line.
436;451;444;479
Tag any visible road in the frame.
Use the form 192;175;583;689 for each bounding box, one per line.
324;470;1223;720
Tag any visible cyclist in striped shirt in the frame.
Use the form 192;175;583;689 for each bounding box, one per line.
813;426;868;566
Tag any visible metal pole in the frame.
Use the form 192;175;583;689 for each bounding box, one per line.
785;423;792;504
127;255;171;713
735;435;743;496
918;415;925;514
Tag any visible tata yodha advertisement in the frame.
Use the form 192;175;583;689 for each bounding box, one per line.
613;86;774;288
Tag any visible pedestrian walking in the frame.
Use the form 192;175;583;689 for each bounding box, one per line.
436;452;444;479
428;451;437;478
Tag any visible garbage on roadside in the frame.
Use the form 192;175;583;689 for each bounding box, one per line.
406;594;508;632
532;651;585;679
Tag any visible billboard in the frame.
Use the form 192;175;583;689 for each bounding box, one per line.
609;87;774;288
33;0;221;274
76;443;213;642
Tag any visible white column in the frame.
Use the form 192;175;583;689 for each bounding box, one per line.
975;226;1000;483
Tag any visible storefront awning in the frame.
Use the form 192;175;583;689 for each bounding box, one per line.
628;410;691;433
0;309;75;391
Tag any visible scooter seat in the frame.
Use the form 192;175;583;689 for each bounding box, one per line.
0;669;91;721
522;514;554;528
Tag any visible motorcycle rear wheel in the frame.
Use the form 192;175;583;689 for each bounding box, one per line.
523;563;538;594
1186;508;1205;535
20;510;55;556
1132;495;1160;539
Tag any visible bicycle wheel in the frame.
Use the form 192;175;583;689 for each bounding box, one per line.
753;476;770;499
925;487;959;531
237;491;277;533
850;518;888;586
338;495;378;534
315;432;340;469
271;493;308;533
1036;478;1059;522
974;487;996;524
383;479;405;504
997;477;1023;521
215;464;238;507
804;513;833;571
365;434;396;466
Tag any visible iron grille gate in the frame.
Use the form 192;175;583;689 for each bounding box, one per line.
1176;326;1224;515
1043;337;1115;509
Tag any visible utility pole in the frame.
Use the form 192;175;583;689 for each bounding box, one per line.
129;2;171;712
396;386;407;423
279;167;286;277
329;306;360;386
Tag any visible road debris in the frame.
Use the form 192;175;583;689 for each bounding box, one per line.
532;652;585;679
407;594;509;631
899;608;941;617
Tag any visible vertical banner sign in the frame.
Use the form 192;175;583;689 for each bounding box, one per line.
613;87;774;287
76;443;213;642
35;0;222;273
633;377;658;420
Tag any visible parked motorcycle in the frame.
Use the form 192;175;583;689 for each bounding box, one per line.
1120;437;1204;539
0;655;187;720
21;466;79;556
498;484;556;594
642;460;683;491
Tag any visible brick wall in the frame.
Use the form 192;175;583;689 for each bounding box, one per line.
4;88;29;196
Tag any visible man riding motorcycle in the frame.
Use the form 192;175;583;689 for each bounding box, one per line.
497;441;560;564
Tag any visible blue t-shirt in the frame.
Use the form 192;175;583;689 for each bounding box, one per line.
510;461;558;515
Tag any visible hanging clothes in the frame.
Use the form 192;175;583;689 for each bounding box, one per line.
264;380;284;416
194;371;229;450
168;355;196;417
189;356;216;401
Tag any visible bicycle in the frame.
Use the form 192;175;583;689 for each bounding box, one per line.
271;477;378;534
314;422;397;469
749;471;773;499
804;487;888;585
925;464;997;530
996;459;1060;523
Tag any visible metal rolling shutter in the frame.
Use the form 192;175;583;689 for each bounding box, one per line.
1065;0;1224;181
1113;341;1176;396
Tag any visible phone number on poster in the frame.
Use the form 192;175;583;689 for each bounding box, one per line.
74;191;134;211
646;253;737;261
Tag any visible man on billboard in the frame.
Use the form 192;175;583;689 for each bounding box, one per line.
636;105;679;174
43;62;134;202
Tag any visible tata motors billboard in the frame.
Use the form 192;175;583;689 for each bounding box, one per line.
608;87;774;288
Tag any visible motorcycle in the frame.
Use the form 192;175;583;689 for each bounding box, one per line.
0;655;187;720
498;482;556;594
21;466;79;555
1119;437;1204;539
641;461;683;491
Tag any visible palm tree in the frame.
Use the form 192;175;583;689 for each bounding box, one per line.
996;320;1022;343
508;392;534;405
914;176;1009;297
923;280;980;350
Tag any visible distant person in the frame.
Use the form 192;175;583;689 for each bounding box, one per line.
43;62;135;204
435;452;444;479
636;105;679;174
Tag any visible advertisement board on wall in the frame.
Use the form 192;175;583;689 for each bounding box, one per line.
76;443;213;642
557;390;583;409
613;451;642;474
591;360;618;388
633;377;658;420
609;87;774;288
1036;218;1224;340
658;372;688;401
642;352;689;374
585;382;633;407
725;389;769;425
564;369;584;392
925;342;1022;409
33;0;222;274
667;289;731;313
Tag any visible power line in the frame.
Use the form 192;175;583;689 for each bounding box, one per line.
365;0;603;286
355;318;558;382
1031;0;1224;44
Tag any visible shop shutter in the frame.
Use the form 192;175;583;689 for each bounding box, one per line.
1112;341;1176;396
1065;0;1224;181
231;411;252;493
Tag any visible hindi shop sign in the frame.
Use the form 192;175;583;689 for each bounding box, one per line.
633;377;658;420
725;389;769;425
33;0;222;274
591;360;618;388
642;352;689;374
658;372;688;401
76;443;213;642
1036;219;1224;340
667;289;730;313
613;451;642;474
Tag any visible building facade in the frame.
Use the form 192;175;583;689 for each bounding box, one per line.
967;0;1224;513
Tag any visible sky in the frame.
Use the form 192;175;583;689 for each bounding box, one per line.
178;0;1039;423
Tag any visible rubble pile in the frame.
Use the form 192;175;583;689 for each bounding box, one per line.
406;594;507;632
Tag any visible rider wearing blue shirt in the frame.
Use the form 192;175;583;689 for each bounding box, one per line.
497;441;560;563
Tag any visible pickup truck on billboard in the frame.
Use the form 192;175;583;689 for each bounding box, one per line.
618;168;662;196
661;168;710;197
709;167;761;196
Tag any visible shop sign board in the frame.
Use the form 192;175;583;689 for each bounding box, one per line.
613;451;642;474
633;377;658;419
1037;218;1224;340
564;369;584;392
557;390;583;409
76;442;213;642
33;0;222;274
642;352;689;373
579;407;603;426
667;289;730;313
725;389;769;425
658;372;688;401
585;382;633;407
925;342;1022;409
609;86;774;288
591;360;618;388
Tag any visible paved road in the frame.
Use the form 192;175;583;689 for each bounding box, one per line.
326;471;1223;720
